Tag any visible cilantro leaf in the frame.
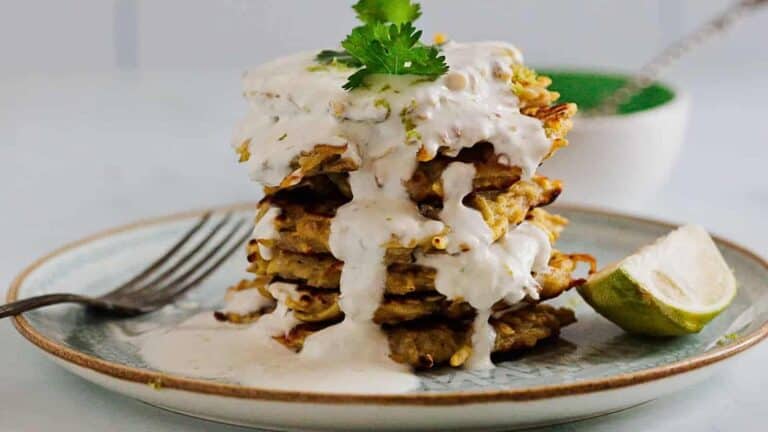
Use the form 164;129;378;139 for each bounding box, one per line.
315;49;362;68
341;22;448;90
352;0;422;25
313;1;447;91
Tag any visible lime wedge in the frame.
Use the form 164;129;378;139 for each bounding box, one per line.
578;225;737;336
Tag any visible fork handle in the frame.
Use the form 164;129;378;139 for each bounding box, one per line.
0;294;87;319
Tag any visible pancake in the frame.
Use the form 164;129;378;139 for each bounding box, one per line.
247;210;572;294
271;304;576;369
217;250;586;326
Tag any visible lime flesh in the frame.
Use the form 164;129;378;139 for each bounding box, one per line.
578;225;737;336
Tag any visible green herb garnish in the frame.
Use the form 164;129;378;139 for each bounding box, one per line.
342;22;447;90
315;49;363;68
314;0;448;91
353;0;422;25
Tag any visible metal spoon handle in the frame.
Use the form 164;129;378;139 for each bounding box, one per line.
589;0;767;116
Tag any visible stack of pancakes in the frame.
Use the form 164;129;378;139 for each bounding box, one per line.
218;65;594;369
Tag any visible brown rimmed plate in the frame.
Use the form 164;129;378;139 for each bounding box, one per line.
8;204;768;431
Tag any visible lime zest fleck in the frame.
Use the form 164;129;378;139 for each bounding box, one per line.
374;98;390;108
409;77;434;86
399;99;418;132
405;129;422;144
374;98;392;120
717;332;740;346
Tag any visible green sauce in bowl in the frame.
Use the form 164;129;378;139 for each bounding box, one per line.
537;70;676;115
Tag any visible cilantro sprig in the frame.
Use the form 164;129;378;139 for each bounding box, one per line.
342;22;448;90
353;0;422;25
315;0;448;91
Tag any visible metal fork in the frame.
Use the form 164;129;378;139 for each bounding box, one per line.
0;212;252;319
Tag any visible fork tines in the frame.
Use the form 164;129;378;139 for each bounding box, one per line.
105;212;253;309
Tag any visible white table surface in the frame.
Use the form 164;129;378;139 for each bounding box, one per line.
1;66;766;431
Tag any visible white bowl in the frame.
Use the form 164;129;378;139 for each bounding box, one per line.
542;83;689;211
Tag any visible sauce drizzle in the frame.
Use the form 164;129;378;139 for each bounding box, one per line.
138;41;557;390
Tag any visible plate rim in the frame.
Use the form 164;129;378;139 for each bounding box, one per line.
7;202;768;406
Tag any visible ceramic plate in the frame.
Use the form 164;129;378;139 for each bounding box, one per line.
8;204;768;431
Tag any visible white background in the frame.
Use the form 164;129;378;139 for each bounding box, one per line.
2;0;767;71
1;1;767;431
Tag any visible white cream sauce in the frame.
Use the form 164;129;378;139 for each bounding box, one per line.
329;162;445;320
437;163;494;253
138;293;417;393
418;163;552;369
251;207;281;260
220;288;274;316
138;41;557;392
257;282;300;337
233;41;551;186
